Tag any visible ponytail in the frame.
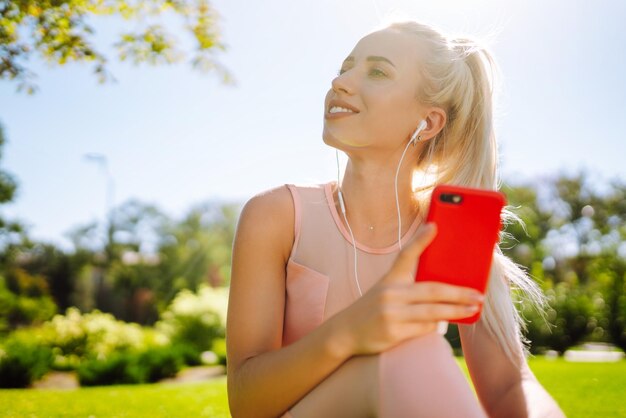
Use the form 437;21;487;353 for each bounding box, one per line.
386;21;548;366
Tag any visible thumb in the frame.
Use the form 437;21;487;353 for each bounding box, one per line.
384;222;437;283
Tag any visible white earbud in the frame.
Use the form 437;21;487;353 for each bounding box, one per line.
410;119;428;145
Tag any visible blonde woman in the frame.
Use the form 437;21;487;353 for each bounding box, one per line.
226;20;566;418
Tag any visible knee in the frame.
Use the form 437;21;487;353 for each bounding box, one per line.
384;331;454;359
377;333;486;418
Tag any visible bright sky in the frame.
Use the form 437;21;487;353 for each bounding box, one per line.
1;0;624;250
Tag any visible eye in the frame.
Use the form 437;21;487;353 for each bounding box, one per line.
335;67;387;77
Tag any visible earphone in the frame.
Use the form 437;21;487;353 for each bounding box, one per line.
336;119;428;297
410;120;428;146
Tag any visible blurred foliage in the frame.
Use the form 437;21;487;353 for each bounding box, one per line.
0;288;227;387
500;169;626;353
3;195;239;326
40;307;169;369
0;122;26;250
0;273;57;333
156;284;227;355
0;327;53;388
0;0;235;94
0;123;58;334
0;307;176;387
211;336;226;366
76;344;182;386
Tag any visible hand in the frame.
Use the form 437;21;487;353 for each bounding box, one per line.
336;222;485;356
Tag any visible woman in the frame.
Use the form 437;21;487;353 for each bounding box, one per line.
226;20;566;418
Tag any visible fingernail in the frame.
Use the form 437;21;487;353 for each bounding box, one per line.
470;293;485;302
466;305;480;311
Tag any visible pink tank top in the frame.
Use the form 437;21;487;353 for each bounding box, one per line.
281;181;424;347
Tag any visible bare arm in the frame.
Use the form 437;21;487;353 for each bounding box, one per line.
459;318;565;418
226;185;354;418
488;371;567;418
227;189;490;417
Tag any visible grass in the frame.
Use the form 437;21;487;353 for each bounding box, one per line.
457;356;626;418
0;376;229;418
1;358;624;417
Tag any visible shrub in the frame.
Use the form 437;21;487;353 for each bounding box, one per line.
0;330;53;388
41;307;170;370
521;279;601;354
77;351;142;386
136;346;182;383
211;337;227;366
156;285;227;354
77;345;183;386
170;342;202;366
0;274;57;334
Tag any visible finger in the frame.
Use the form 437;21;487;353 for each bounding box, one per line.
404;281;485;305
397;321;438;339
384;223;437;283
396;303;481;322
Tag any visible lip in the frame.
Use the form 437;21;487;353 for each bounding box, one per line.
325;98;360;120
325;111;357;120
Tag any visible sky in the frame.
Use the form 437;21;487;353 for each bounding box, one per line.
0;0;625;251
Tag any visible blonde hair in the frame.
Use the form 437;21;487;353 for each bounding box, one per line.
385;21;547;367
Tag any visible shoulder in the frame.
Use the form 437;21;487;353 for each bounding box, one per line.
240;184;294;226
239;181;327;224
236;184;295;263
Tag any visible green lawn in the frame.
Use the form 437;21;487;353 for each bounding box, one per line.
0;376;230;418
0;358;624;417
510;357;626;417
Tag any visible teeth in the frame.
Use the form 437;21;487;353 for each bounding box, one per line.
329;106;354;114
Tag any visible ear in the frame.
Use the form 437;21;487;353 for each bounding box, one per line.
420;107;447;140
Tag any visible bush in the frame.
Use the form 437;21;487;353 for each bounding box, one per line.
136;346;182;383
77;351;142;386
0;274;57;334
522;279;601;354
156;285;227;354
41;307;170;370
0;330;53;388
170;342;202;366
77;345;183;386
211;337;227;366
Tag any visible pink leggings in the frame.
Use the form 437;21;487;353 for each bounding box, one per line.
280;332;488;418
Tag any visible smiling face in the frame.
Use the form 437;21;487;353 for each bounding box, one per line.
323;28;427;152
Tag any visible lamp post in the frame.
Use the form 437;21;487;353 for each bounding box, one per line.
83;152;115;265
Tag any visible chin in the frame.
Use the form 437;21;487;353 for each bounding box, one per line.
322;126;366;150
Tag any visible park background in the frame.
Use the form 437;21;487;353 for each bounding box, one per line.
0;0;625;417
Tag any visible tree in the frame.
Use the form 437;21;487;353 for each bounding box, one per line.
155;199;238;304
0;120;28;256
62;197;239;323
506;170;626;353
1;0;234;94
0;121;59;332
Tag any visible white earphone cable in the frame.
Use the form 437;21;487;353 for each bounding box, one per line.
335;136;414;297
336;150;363;296
334;123;447;333
395;138;415;251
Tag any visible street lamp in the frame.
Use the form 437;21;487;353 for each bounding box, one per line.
83;152;115;263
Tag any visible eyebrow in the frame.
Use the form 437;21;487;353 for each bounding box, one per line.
342;55;396;68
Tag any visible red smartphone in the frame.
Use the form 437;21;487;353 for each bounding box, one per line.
414;184;506;324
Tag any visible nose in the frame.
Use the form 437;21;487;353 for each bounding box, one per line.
331;71;354;95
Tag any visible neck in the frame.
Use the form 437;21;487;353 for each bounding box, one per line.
335;145;421;238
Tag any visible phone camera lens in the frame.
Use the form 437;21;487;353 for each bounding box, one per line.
440;193;463;205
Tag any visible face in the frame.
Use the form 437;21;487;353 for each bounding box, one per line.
323;29;426;152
